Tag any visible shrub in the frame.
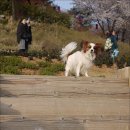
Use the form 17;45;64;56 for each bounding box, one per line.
126;56;130;66
48;48;60;60
28;49;60;60
116;55;130;69
94;51;113;67
95;50;130;69
0;0;12;15
28;50;48;58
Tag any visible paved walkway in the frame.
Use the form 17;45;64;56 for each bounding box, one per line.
0;75;130;130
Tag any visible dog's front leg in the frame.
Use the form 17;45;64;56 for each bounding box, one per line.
85;71;89;77
76;63;81;77
65;65;70;77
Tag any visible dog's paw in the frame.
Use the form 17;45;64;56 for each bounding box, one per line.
85;75;89;77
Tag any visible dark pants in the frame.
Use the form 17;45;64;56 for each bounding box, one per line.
25;42;29;52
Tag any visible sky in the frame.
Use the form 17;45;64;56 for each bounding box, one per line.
53;0;74;11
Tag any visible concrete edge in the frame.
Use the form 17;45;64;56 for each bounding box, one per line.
117;67;130;87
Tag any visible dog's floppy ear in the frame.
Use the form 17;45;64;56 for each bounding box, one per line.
81;40;89;53
94;43;103;56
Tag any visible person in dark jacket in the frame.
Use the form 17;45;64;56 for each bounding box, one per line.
110;30;119;58
17;18;27;55
25;18;32;52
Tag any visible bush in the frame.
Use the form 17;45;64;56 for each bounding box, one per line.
46;48;61;60
116;55;130;69
28;48;60;60
0;0;12;15
127;57;130;66
95;50;130;69
28;50;48;58
0;48;61;61
94;51;113;67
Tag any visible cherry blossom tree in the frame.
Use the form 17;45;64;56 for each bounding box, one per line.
73;0;130;38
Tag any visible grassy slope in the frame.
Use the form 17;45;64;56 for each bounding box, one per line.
0;22;105;50
0;22;129;55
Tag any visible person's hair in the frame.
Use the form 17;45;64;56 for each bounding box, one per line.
18;17;26;24
106;31;111;38
18;18;23;24
111;30;116;34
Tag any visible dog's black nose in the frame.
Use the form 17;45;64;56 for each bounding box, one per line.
91;49;94;52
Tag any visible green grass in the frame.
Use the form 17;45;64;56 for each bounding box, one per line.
0;56;22;74
0;65;20;74
0;56;64;75
38;61;51;68
40;63;64;75
0;56;38;74
0;56;22;66
19;62;38;70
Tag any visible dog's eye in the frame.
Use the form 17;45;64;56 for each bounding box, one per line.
88;46;91;48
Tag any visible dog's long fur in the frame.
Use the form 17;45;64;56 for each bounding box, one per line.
61;41;99;77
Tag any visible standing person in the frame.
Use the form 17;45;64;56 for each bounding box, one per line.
25;18;32;53
17;18;27;55
95;23;98;30
110;30;119;59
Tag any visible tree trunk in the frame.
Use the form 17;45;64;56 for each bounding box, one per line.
121;28;126;42
106;18;111;32
111;20;116;32
97;19;105;35
12;0;17;20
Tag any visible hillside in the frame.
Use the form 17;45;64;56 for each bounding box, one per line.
0;22;106;50
0;21;130;53
0;21;130;76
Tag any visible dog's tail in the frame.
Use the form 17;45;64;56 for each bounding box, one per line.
60;42;77;63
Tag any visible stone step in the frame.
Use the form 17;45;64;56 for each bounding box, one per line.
0;115;129;130
1;97;129;116
0;75;129;130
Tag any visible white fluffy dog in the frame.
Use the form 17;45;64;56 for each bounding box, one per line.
61;41;100;77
